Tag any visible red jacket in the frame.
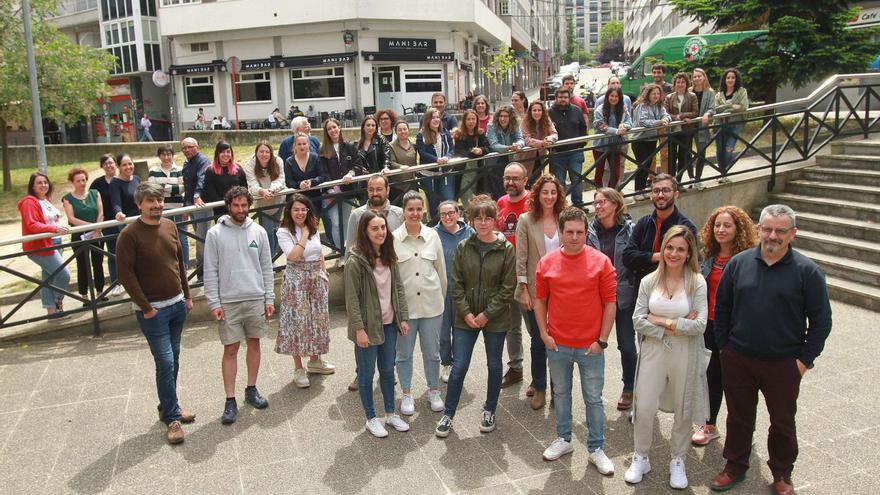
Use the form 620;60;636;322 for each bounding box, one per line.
17;195;59;255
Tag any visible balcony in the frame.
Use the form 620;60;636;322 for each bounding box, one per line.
52;0;99;29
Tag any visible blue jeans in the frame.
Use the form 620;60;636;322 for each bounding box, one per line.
355;324;398;419
715;124;741;174
27;239;71;309
321;199;353;250
616;305;637;392
423;175;456;220
444;328;507;417
547;345;606;452
549;150;585;205
395;314;442;390
439;291;455;366
135;300;187;424
256;207;281;257
522;310;548;391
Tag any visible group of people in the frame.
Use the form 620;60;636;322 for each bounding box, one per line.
15;77;823;495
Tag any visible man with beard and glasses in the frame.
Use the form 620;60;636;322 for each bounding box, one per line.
622;173;697;308
344;174;404;391
204;186;274;425
709;204;831;495
117;182;194;445
496;162;530;389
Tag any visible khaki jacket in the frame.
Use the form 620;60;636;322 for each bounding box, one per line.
344;249;408;345
451;232;516;332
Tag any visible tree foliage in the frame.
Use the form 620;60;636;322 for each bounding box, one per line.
668;0;880;102
0;0;115;189
481;45;519;85
563;16;578;64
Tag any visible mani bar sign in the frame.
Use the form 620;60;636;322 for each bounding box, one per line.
379;37;437;53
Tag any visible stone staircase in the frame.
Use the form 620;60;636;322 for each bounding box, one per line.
762;139;880;311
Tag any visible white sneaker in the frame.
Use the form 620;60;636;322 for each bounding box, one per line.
400;394;415;416
542;437;574;461
110;285;125;297
669;457;688;489
441;365;451;383
695;182;706;191
306;358;336;375
293;368;310;388
588;448;615;475
428;390;444;412
385;414;410;432
365;417;388;438
624;454;651;484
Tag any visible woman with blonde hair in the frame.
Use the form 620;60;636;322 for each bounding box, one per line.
691;205;756;446
625;225;708;490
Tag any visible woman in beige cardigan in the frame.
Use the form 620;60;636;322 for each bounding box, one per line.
515;174;567;410
624;225;708;490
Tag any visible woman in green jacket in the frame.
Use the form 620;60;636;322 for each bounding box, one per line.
714;68;750;182
345;210;411;438
435;195;517;438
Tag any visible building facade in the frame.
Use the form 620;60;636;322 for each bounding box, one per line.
566;0;625;53
623;0;707;58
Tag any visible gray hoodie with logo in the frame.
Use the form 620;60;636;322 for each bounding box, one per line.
203;214;274;310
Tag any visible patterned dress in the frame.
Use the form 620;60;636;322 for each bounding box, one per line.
275;227;330;356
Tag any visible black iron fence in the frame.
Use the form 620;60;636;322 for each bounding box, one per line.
2;73;879;333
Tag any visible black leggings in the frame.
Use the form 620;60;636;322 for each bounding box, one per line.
632;139;657;192
72;233;105;296
704;320;723;425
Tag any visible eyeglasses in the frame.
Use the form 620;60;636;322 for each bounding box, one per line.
503;176;525;183
759;226;793;236
438;210;459;218
651;187;674;195
593;199;610;206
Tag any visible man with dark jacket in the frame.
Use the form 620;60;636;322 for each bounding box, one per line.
621;173;697;307
181;137;212;280
549;88;588;205
709;204;832;495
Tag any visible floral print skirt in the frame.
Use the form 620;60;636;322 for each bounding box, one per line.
276;260;330;356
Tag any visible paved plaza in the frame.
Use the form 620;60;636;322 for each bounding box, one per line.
0;299;875;494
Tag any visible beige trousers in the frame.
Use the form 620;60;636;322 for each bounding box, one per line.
633;336;692;459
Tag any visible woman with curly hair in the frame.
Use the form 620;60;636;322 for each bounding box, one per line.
691;205;757;446
520;101;558;180
515;174;566;410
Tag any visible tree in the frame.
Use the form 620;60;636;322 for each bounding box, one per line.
595;19;625;63
0;0;115;190
668;0;880;102
563;17;578;64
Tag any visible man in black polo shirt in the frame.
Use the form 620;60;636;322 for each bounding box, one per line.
709;204;832;495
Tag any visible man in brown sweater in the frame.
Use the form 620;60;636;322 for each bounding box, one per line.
117;182;194;444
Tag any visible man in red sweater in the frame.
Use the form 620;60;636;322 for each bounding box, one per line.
534;207;617;475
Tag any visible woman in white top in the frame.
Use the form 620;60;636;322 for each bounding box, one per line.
625;225;708;490
515;174;566;410
275;194;334;388
393;190;447;415
243;141;286;257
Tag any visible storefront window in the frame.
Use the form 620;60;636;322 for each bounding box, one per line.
403;69;442;93
185;75;215;106
234;71;272;102
290;66;346;100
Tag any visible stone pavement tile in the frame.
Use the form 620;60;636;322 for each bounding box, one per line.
109;431;179;490
27;383;85;409
485;440;568;483
170;421;240;477
430;449;508;493
240;458;365;494
456;481;522;495
511;470;601;495
798;410;855;446
174;470;242;495
798;470;876;495
0;411;22;452
415;431;489;464
47;441;118;494
0;447;55;493
1;403;75;455
812;432;880;473
0;360;50;395
792;443;860;487
808;403;873;442
350;427;422;465
359;462;448;493
79;374;134;401
232;411;299;467
108;477;176;495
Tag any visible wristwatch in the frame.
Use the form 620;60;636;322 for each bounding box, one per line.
665;319;673;329
597;340;608;349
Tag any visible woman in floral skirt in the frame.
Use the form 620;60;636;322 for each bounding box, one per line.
276;193;335;388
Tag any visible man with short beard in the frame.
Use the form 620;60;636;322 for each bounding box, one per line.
117;182;194;445
709;204;831;495
344;174;404;391
204;186;274;425
622;173;697;309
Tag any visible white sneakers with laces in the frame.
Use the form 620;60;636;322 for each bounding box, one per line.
542;437;574;461
669;457;688;489
441;365;451;383
400;394;415;416
365;418;388;438
588;448;615;475
385;414;410;432
624;454;651;484
428;390;444;412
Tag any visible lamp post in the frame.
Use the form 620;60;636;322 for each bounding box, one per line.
22;0;47;174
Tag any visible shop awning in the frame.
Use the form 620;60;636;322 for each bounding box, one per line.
361;51;455;62
168;61;225;76
275;52;356;68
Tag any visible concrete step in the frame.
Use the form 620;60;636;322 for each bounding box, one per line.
831;140;880;156
767;193;880;222
825;275;880;312
794;230;880;264
798;248;880;287
816;154;880;171
786;180;880;203
794;212;880;243
802;167;880;187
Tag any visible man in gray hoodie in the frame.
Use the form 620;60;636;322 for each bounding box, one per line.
204;186;275;424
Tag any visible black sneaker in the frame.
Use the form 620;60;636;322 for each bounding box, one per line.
435;415;453;438
221;398;238;424
479;410;496;433
244;386;269;409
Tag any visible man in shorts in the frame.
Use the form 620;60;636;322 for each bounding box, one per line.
204;186;275;424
